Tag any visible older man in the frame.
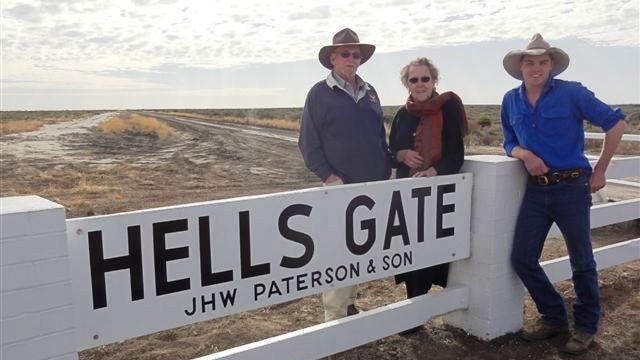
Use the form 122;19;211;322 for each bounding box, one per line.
501;33;626;354
298;28;391;321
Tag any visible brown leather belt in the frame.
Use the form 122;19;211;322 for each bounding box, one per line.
530;169;584;186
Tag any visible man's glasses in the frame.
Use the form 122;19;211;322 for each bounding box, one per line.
408;76;431;84
339;51;362;60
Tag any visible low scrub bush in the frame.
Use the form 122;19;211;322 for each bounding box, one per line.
477;115;492;128
0;120;43;135
99;114;176;139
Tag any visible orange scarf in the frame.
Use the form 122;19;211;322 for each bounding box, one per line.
406;91;468;172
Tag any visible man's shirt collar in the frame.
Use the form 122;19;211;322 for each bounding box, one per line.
518;76;557;101
326;71;370;102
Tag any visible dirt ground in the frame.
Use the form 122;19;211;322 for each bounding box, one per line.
1;112;638;360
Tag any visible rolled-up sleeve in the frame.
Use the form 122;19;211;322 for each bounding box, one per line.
501;94;518;157
574;82;626;131
298;87;333;181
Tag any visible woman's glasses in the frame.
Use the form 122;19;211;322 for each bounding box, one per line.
339;51;362;60
408;76;431;84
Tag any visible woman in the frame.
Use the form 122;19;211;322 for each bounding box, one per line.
389;57;467;334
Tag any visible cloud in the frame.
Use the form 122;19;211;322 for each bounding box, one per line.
442;13;478;22
287;6;331;20
4;3;44;22
1;0;637;110
131;0;179;5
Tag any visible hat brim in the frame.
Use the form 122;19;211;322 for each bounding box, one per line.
318;43;376;69
502;47;570;80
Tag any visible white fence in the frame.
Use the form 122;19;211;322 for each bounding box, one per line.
1;155;639;360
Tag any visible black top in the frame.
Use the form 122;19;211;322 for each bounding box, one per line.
389;98;465;289
389;98;465;178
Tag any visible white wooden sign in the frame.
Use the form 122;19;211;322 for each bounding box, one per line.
66;174;471;349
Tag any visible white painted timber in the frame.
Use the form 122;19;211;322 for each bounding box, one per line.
193;286;469;360
443;155;526;340
66;175;472;349
1;151;638;360
607;179;640;187
542;238;640;283
584;132;640;141
588;156;640;180
0;196;78;360
548;198;640;237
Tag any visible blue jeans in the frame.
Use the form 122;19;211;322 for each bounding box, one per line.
511;175;600;334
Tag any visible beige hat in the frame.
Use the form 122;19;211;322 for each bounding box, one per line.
503;33;570;80
318;28;375;69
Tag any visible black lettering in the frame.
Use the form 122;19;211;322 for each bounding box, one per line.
383;190;410;250
335;265;348;281
382;255;390;271
311;271;322;287
201;293;215;313
404;250;413;266
254;283;266;301
411;187;432;243
282;276;294;293
391;253;402;267
199;216;233;286
154;219;190;296
279;204;314;269
350;262;360;278
220;288;237;307
345;195;376;255
268;281;282;298
325;267;334;284
296;273;308;291
88;226;144;309
184;296;196;316
239;211;270;279
437;184;456;238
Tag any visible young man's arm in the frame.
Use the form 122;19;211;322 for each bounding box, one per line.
590;119;626;193
501;97;549;176
511;146;550;176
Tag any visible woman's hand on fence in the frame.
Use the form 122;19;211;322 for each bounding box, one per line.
397;149;424;169
412;167;438;178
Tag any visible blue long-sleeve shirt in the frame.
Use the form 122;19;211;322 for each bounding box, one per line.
501;77;625;172
298;77;391;184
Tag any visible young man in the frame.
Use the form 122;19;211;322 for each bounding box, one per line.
501;33;626;354
298;28;391;321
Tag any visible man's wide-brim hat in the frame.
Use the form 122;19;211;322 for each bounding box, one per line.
503;33;570;80
319;28;376;69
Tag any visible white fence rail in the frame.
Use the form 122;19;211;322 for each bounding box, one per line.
196;286;470;360
584;132;640;142
543;239;640;283
1;155;638;360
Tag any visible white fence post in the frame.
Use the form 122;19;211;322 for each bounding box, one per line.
1;196;78;360
443;155;527;339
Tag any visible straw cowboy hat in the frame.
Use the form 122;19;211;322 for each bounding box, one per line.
318;28;376;69
503;33;570;80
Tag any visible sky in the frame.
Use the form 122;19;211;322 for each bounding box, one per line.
1;0;638;111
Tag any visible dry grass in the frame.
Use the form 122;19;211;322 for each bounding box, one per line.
161;104;640;149
167;111;300;130
256;118;299;130
99;113;177;139
1;110;103;135
0;120;43;135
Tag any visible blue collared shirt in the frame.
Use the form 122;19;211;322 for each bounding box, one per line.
501;77;625;172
